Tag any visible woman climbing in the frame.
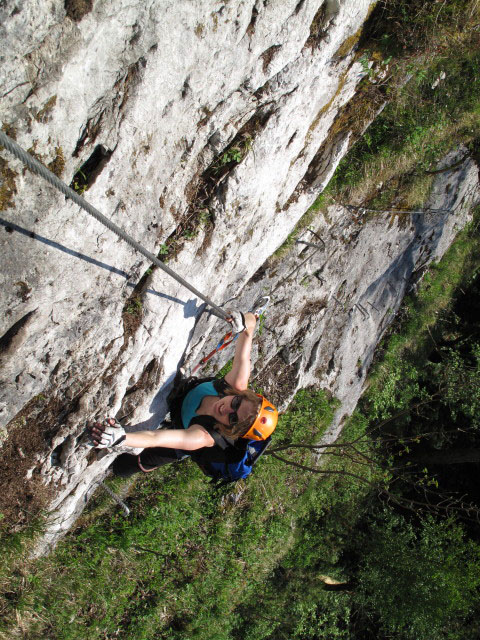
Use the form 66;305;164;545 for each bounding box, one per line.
89;309;278;480
0;131;276;481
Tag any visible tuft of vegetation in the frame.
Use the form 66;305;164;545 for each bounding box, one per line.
34;96;57;124
64;0;93;23
47;146;65;178
0;157;17;211
71;168;88;195
212;134;253;174
157;243;169;258
123;296;143;315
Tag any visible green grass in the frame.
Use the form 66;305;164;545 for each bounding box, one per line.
231;410;378;640
330;25;480;210
215;358;233;379
0;390;339;640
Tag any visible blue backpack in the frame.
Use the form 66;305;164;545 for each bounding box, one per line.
194;435;272;483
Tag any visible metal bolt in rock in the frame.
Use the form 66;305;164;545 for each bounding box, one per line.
296;227;325;250
353;302;369;320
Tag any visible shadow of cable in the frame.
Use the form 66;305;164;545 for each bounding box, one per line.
1;217;199;318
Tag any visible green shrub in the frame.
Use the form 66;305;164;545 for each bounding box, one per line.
355;510;480;640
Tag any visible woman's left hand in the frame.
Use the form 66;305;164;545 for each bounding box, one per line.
88;418;126;448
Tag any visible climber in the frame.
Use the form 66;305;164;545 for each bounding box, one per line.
89;309;278;480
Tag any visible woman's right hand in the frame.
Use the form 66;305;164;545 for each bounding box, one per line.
226;310;246;334
243;312;257;335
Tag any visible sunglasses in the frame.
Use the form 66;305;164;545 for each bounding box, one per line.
229;395;243;426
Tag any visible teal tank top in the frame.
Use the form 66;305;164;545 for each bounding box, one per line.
181;381;219;429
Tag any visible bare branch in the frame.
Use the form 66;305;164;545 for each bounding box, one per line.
269;452;380;489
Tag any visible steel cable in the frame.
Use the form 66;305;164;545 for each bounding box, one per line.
0;130;228;320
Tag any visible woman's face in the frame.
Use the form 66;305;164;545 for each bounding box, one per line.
212;395;256;427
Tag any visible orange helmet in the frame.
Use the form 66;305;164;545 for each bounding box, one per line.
243;396;278;441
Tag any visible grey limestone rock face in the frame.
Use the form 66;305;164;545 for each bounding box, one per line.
189;148;479;441
0;0;478;551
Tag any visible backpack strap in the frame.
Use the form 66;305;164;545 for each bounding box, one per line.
167;374;218;427
188;414;234;451
212;378;229;395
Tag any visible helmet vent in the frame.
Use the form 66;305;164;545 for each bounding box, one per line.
265;406;274;412
254;428;263;438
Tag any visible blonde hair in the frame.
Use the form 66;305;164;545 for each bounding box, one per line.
215;386;262;440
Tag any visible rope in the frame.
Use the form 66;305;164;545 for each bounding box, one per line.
190;330;235;375
0;130;228;320
189;295;270;375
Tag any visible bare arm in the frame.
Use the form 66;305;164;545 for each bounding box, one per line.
123;424;215;450
225;312;256;391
